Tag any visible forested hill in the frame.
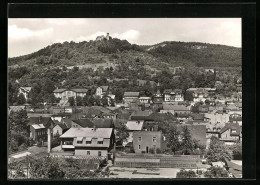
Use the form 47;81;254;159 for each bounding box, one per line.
8;38;241;68
143;41;241;67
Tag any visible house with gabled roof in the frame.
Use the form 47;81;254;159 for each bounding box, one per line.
71;119;94;128
96;86;109;97
29;117;55;145
18;87;32;100
53;123;69;136
60;127;115;158
124;120;144;146
219;122;241;144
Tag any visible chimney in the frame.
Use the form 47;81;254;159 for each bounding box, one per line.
39;116;42;123
93;125;97;131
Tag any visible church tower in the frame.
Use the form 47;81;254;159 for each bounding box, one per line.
106;33;110;40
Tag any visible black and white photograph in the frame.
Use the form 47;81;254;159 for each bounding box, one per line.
6;17;245;179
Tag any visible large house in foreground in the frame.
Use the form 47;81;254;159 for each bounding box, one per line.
60;127;115;158
133;131;162;153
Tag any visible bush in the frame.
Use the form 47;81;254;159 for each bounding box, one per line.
204;166;229;178
176;169;197;178
156;148;162;154
149;148;155;154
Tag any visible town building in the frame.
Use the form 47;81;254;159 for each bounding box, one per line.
139;96;152;104
18;87;32;100
124;120;144;146
96;86;109;98
52;123;69;136
123;92;140;104
162;104;190;115
163;89;184;102
60;127;115;158
53;88;88;103
28;117;55;146
133;131;162;153
219;122;241;145
186;88;216;103
96;33;111;41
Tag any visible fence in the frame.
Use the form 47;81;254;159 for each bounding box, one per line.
114;153;201;168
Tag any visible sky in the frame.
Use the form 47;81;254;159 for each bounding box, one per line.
8;18;241;58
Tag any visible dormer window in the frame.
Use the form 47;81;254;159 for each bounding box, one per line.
97;138;104;144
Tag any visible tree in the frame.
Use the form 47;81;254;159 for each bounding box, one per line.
68;97;75;106
17;93;26;105
95;96;101;106
8;161;26;179
204;166;229;178
110;98;115;107
166;125;181;154
88;95;95;106
184;91;193;101
230;142;242;160
47;94;57;105
180;126;194;155
76;96;83;106
82;95;89;106
116;122;129;144
29;156;65;179
206;136;232;163
191;102;202;113
8;109;29;153
101;95;108;107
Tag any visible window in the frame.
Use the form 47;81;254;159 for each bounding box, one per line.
87;151;90;155
77;141;82;144
152;136;157;142
138;136;142;142
86;141;92;144
98;151;101;157
97;141;103;144
138;145;141;150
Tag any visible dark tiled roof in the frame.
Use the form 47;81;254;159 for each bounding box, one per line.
163;89;172;94
72;88;88;93
93;119;113;128
130;111;153;120
53;89;67;93
220;122;240;136
124;92;140;97
100;86;109;92
57;123;68;130
191;114;205;120
163;104;189;111
61;118;72;128
72;119;94;128
117;113;131;120
29;117;53;126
